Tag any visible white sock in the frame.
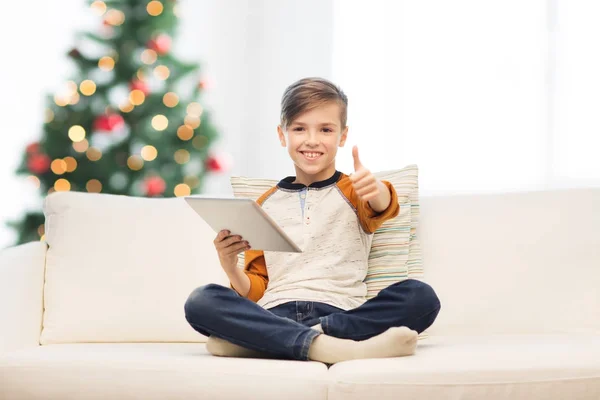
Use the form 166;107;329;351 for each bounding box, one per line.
307;326;418;364
311;323;324;333
206;336;271;359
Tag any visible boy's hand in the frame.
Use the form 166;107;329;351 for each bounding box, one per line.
350;146;380;202
213;230;251;273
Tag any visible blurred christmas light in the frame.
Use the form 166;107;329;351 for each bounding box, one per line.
153;65;170;80
141;145;158;161
68;125;86;142
147;34;171;55
91;1;107;15
136;69;146;81
64;156;77;172
119;101;134;113
174;149;190;164
40;234;46;242
54;94;69;107
80;80;97;96
37;224;45;237
173;4;180;17
86;147;102;161
86;179;102;193
187;102;203;116
27;175;41;189
66;81;78;94
163;92;179;107
105;9;125;26
73;138;89;153
127;155;144;171
147;1;164;16
129;90;146;105
184;115;201;129
177;125;193;141
151;115;168;131
192;135;208;149
44;109;55;123
98;56;115;71
184;175;200;189
174;183;191;197
141;49;158;65
51;159;68;175
69;92;81;105
69;126;86;142
54;178;71;192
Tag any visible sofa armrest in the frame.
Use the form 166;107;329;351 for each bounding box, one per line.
0;241;46;354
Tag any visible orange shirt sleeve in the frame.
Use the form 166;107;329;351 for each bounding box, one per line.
241;250;268;302
337;176;400;234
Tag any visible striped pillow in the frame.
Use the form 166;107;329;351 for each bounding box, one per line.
230;165;421;299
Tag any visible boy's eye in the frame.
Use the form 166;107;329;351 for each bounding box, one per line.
293;127;304;131
322;128;333;133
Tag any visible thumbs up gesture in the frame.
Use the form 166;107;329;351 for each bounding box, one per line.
349;145;381;202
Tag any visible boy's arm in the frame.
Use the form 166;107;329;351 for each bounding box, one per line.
230;250;268;302
337;176;399;234
357;180;399;233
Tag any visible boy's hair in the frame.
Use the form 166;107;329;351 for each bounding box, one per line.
280;77;348;130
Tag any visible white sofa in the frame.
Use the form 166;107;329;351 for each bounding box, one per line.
1;187;599;400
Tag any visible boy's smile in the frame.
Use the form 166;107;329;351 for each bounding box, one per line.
278;102;348;186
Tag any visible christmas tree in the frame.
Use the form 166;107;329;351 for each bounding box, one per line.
9;0;228;246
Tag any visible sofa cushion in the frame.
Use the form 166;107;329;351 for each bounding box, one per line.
420;187;600;335
0;343;329;400
327;334;600;400
230;165;421;299
40;191;228;344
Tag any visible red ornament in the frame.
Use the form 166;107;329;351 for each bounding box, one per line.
26;142;40;154
147;34;171;55
94;113;125;133
130;79;150;96
206;153;232;173
144;176;166;196
27;153;51;174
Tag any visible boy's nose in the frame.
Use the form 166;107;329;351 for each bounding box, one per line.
305;131;320;145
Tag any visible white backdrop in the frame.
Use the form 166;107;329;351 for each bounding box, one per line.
332;0;600;194
1;0;599;249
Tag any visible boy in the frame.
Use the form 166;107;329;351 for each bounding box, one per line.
184;78;440;364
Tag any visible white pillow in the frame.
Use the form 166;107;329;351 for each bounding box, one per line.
41;191;228;344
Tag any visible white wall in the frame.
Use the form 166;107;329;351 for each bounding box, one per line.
0;0;91;248
332;0;600;195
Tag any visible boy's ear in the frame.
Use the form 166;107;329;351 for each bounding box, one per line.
277;125;286;147
338;126;349;147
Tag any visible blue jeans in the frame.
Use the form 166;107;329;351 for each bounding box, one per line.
184;279;441;361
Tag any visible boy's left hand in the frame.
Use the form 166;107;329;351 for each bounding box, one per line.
349;145;381;202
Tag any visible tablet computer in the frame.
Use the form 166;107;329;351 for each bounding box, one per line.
184;196;302;253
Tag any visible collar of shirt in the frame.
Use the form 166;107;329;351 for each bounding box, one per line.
277;170;342;191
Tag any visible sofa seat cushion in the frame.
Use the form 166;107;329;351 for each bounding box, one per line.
0;343;328;400
328;334;600;400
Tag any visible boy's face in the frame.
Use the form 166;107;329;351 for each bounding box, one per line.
277;102;348;185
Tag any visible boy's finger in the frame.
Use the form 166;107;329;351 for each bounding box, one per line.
356;183;378;197
349;168;368;182
352;145;362;171
226;242;251;256
222;236;243;247
217;230;230;240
